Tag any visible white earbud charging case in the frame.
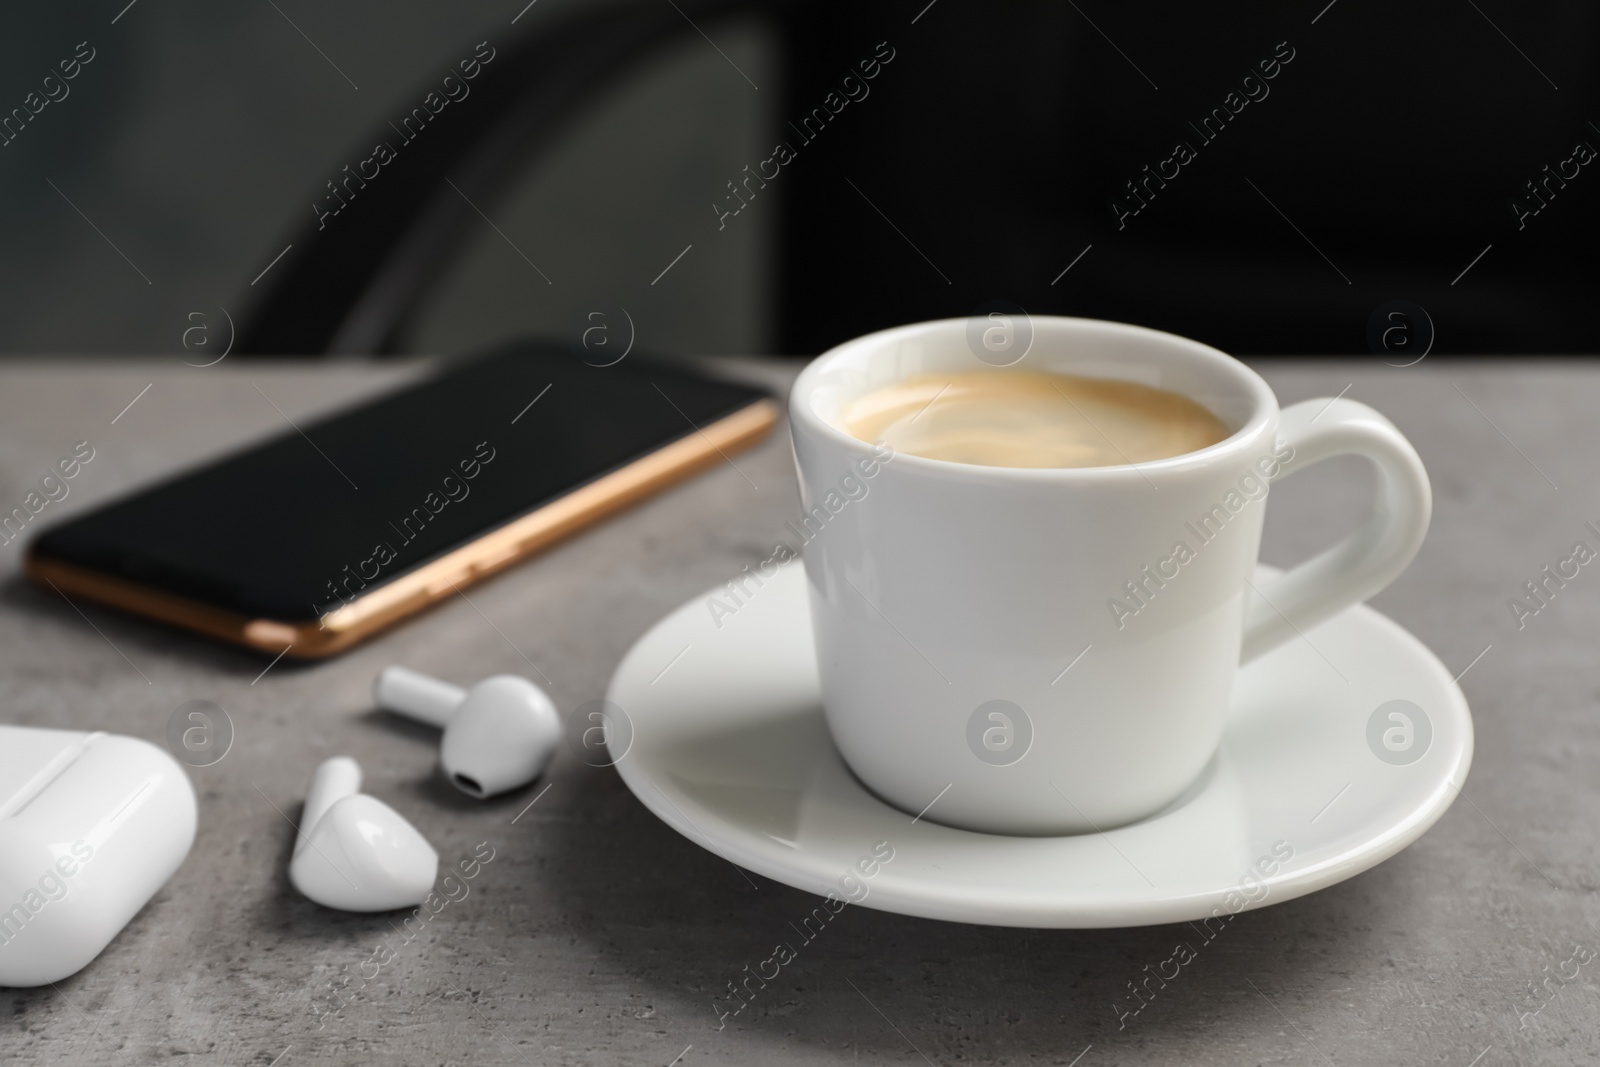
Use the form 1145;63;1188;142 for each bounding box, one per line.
0;726;197;987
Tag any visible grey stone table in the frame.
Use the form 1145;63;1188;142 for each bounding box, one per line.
0;357;1594;1067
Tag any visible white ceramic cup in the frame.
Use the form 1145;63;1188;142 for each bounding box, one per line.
789;316;1431;835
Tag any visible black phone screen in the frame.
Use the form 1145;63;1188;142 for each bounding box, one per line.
32;343;770;621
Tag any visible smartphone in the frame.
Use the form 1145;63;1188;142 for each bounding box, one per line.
25;342;777;658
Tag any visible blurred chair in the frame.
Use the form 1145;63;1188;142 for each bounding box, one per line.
239;0;1600;357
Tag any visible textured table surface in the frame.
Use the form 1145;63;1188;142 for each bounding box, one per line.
0;356;1594;1067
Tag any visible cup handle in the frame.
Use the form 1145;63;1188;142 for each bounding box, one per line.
1240;397;1432;664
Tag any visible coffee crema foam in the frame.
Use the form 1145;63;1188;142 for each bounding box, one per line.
839;371;1230;469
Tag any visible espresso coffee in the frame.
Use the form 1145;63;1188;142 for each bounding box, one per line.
839;371;1230;469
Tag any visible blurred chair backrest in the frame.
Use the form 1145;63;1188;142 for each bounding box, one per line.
241;0;1600;357
238;0;757;356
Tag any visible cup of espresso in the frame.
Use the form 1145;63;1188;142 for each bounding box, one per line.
789;316;1431;835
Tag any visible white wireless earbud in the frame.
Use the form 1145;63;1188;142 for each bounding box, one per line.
288;756;439;913
374;666;562;799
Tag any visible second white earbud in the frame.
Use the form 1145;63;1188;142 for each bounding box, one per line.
289;756;439;912
374;667;562;799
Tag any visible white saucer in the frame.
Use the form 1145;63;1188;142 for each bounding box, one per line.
605;563;1472;928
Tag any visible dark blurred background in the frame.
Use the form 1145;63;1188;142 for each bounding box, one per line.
1;0;1594;359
